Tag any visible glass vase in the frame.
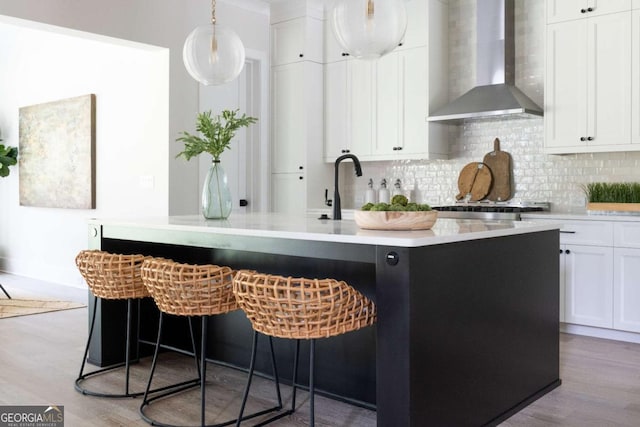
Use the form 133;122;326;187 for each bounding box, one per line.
202;160;232;219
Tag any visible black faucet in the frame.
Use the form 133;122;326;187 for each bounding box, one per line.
333;154;363;220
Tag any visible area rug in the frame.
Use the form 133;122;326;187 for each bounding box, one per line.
0;298;86;319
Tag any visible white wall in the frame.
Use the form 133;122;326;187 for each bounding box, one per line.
0;16;169;287
0;1;270;288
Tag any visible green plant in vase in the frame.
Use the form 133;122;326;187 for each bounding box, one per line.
177;109;257;219
0;136;18;178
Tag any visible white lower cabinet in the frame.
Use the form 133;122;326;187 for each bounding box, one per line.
528;217;640;340
272;173;306;215
563;244;614;328
613;247;640;332
613;222;640;332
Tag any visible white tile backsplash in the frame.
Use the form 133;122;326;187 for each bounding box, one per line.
342;0;640;213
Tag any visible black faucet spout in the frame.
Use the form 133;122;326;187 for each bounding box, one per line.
333;154;363;220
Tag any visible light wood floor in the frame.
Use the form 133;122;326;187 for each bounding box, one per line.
2;275;640;426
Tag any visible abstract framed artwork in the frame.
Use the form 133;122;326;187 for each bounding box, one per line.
19;94;96;209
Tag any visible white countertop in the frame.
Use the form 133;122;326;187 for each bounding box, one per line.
522;211;640;222
90;213;560;248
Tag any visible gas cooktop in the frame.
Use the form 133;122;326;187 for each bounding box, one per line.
433;201;550;220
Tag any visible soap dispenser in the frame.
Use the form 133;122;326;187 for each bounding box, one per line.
392;179;402;197
379;178;390;204
365;178;377;204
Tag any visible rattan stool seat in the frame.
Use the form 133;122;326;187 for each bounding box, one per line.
140;259;282;427
76;250;150;300
232;270;377;426
74;249;151;398
232;271;377;340
141;258;237;317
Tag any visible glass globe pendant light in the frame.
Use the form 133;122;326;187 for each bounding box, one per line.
183;0;245;85
331;0;408;60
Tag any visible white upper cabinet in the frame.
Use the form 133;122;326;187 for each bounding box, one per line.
545;10;632;153
633;10;640;144
323;19;350;63
547;0;631;24
271;17;323;66
399;0;429;50
323;0;449;162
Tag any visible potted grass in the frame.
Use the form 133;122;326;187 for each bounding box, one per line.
583;182;640;213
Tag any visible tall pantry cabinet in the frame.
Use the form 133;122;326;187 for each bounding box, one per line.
270;1;331;215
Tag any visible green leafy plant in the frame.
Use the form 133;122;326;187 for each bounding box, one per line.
176;109;257;162
583;182;640;203
0;137;18;178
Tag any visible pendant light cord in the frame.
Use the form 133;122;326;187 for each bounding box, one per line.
211;0;217;25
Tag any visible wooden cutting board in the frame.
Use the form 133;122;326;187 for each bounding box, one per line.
483;138;512;201
456;162;493;201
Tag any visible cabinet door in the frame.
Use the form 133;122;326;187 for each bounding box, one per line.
559;246;567;323
349;60;375;157
272;173;306;215
633;10;640;143
324;61;350;160
545;20;588;150
635;0;640;9
324;18;350;63
547;0;631;23
271;19;305;66
374;52;401;156
613;247;640;332
400;0;428;49
564;244;614;328
587;12;632;147
547;0;584;23
400;47;428;155
272;63;305;173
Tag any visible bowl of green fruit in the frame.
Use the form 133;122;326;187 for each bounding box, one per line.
354;195;438;230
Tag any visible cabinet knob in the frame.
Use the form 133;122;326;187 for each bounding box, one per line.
565;249;571;255
239;199;248;207
299;53;304;58
587;7;594;12
559;249;563;254
581;8;587;13
580;137;587;141
299;176;304;180
341;149;350;153
587;136;594;141
299;166;304;170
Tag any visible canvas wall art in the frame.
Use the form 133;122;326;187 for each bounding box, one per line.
19;94;96;209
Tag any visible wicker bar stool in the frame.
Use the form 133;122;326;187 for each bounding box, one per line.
75;249;153;398
140;258;283;427
232;271;377;427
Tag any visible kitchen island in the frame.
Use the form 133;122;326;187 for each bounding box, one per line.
86;213;561;427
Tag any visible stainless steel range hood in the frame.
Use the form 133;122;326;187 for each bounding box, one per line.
428;0;543;124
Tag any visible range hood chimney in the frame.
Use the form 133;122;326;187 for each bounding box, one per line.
428;0;543;124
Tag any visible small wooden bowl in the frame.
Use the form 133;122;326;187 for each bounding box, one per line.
354;210;438;230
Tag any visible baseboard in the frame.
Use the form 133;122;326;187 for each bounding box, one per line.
561;323;640;344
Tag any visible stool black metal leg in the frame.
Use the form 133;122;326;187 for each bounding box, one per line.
267;336;283;409
0;284;10;299
75;296;144;398
309;339;315;427
236;330;259;427
201;316;208;427
77;295;99;383
291;340;300;413
125;299;133;395
142;312;165;403
139;314;202;427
